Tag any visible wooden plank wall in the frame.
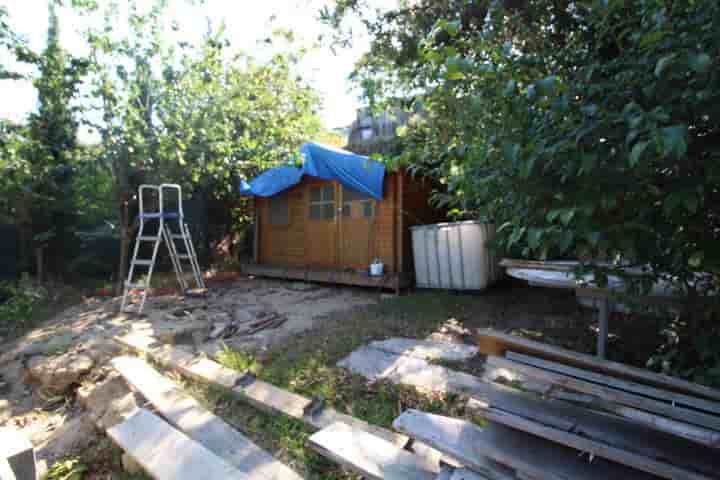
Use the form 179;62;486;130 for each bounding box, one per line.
257;183;306;267
373;173;398;273
255;170;439;275
400;171;444;273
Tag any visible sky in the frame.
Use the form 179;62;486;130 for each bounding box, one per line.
0;0;382;134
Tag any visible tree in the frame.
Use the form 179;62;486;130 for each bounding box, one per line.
0;4;22;80
328;0;720;383
82;1;321;292
15;1;88;277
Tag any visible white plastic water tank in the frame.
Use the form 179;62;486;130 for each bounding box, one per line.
411;220;501;290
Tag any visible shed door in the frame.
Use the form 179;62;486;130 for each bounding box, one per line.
339;185;376;270
305;183;339;268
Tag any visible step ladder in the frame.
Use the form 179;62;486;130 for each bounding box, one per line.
120;184;206;314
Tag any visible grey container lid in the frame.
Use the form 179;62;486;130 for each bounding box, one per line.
410;220;494;230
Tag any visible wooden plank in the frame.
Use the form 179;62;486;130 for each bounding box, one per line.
485;356;720;432
447;468;496;480
471;404;712;480
594;401;720;449
370;338;479;362
111;356;302;480
488;372;720;449
0;428;35;480
307;422;436;480
393;410;656;480
337;346;491;397
506;351;720;415
466;390;720;475
342;343;720;468
499;259;576;272
476;328;720;402
115;333;411;448
107;409;248;480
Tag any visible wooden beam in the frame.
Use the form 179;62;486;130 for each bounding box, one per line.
0;428;35;480
484;371;720;449
114;333;410;448
307;422;436;480
107;409;249;480
470;403;713;480
111;356;302;480
393;410;655;480
475;328;720;402
499;259;576;272
485;356;720;432
506;351;720;416
337;346;492;397
368;338;479;362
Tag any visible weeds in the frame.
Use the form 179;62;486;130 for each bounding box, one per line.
42;457;87;480
204;293;475;477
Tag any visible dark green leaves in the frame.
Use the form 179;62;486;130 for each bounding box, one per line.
658;125;687;158
534;76;559;96
655;53;676;77
629;141;649;167
689;53;712;73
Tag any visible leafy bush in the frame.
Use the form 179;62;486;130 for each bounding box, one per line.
0;274;48;328
327;0;720;382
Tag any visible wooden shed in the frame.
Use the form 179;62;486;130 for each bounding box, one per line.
241;147;440;292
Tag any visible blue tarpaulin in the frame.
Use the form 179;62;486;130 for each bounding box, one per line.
239;142;385;200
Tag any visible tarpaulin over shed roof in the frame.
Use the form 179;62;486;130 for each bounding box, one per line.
239;142;385;200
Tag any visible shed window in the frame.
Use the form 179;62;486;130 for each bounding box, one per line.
342;185;375;218
269;194;289;225
309;185;335;220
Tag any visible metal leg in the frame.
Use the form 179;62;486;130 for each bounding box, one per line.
597;298;609;358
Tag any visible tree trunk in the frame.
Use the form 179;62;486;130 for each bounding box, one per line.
113;147;132;296
116;201;130;296
16;191;33;272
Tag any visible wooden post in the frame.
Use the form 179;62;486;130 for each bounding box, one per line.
597;298;609;358
252;201;259;264
395;172;404;287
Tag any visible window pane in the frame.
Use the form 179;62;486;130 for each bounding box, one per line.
363;201;374;218
323;185;335;201
323;203;335;220
269;194;289;225
309;204;322;220
342;203;351;217
310;187;322;202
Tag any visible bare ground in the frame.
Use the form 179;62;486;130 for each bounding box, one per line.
0;276;663;477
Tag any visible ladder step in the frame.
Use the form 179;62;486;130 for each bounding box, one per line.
125;283;148;289
138;236;161;241
133;260;153;266
170;234;185;240
176;254;192;259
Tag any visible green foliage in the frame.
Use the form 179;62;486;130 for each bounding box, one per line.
215;343;261;374
0;274;48;327
328;0;720;382
10;3;89;274
42;457;88;480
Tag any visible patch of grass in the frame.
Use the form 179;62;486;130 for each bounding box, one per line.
215;343;261;375
201;291;479;477
42;457;88;480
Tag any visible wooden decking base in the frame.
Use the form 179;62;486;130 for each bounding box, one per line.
241;263;412;293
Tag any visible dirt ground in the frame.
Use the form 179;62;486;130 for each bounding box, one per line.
0;276;376;476
0;275;663;477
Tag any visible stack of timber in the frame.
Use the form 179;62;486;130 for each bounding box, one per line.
329;334;720;479
109;356;302;480
461;328;720;479
113;333;450;476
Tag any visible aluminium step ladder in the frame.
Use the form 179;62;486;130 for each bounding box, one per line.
120;184;206;314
